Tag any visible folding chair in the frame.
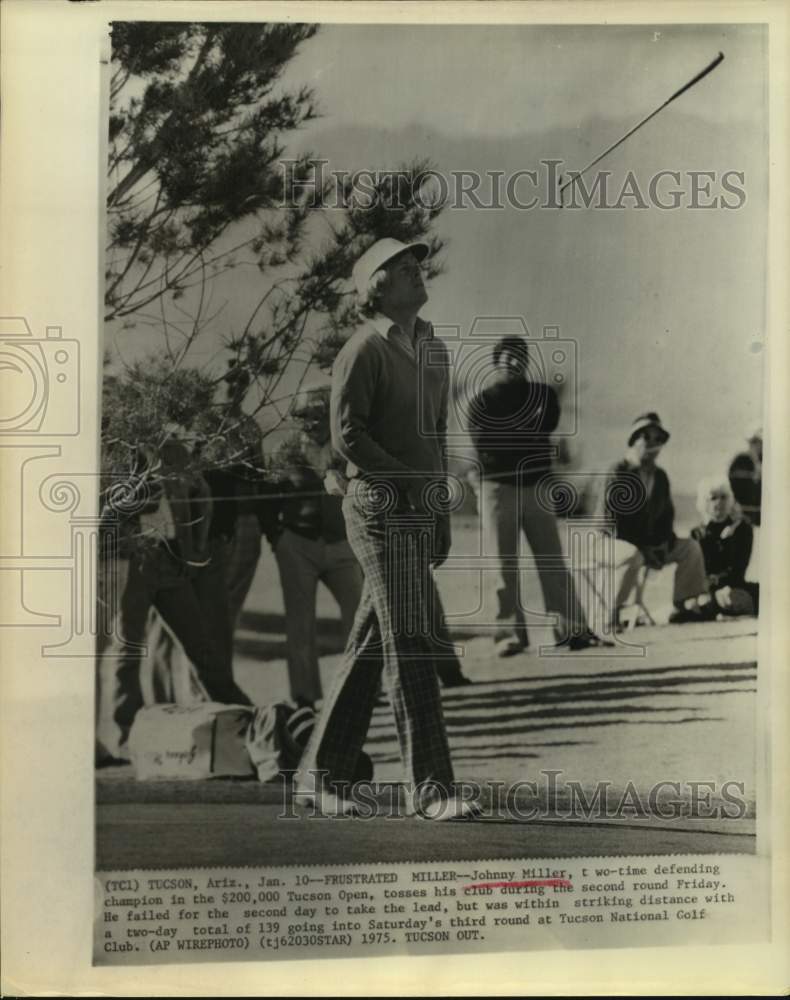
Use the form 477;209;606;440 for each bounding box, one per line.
617;564;656;630
578;559;655;635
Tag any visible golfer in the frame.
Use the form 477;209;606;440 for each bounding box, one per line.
295;237;478;820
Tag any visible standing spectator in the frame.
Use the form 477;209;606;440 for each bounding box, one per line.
597;412;708;627
96;436;250;764
728;427;762;526
296;237;479;820
144;419;260;704
468;335;605;654
691;477;759;617
223;361;266;629
267;382;364;710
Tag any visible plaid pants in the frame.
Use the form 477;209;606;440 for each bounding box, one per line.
296;489;454;794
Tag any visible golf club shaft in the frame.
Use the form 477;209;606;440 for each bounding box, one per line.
558;52;724;202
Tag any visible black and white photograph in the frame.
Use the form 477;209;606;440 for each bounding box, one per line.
1;0;788;993
96;15;765;859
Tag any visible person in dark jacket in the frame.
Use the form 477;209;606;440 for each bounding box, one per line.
266;383;364;709
597;412;707;626
690;477;759;616
728;428;762;526
96;436;251;764
468;335;604;653
221;361;267;629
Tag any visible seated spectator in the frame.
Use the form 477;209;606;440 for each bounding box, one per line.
598;412;708;627
690;477;759;617
728;427;762;526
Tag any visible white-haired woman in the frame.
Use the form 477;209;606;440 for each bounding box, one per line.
690;478;759;617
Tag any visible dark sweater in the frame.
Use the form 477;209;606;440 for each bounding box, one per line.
264;441;348;545
691;517;753;590
728;452;761;526
598;460;675;549
468;378;560;484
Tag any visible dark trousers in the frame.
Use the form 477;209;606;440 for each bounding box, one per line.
96;545;249;761
146;537;238;703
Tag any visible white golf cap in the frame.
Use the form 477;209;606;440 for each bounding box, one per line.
351;238;430;297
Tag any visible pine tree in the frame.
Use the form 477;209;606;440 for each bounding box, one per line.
103;23;447;517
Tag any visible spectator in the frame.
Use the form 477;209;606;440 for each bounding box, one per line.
597;412;708;627
267;382;364;710
222;361;266;629
95;435;250;764
468;335;607;653
728;427;762;526
144;422;260;705
691;477;759;617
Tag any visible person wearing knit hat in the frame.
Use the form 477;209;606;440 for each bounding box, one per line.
468;334;610;653
597;411;708;628
728;426;762;526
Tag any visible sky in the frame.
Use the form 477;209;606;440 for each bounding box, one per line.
108;21;767;489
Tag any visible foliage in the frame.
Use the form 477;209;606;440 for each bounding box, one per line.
104;23;448;505
106;21;320;321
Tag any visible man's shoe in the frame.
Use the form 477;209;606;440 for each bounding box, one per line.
668;607;706;624
417;797;484;822
555;630;614;650
440;671;473;688
295;788;362;817
495;637;523;658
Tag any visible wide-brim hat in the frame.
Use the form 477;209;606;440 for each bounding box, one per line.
628;411;670;447
352;238;430;297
